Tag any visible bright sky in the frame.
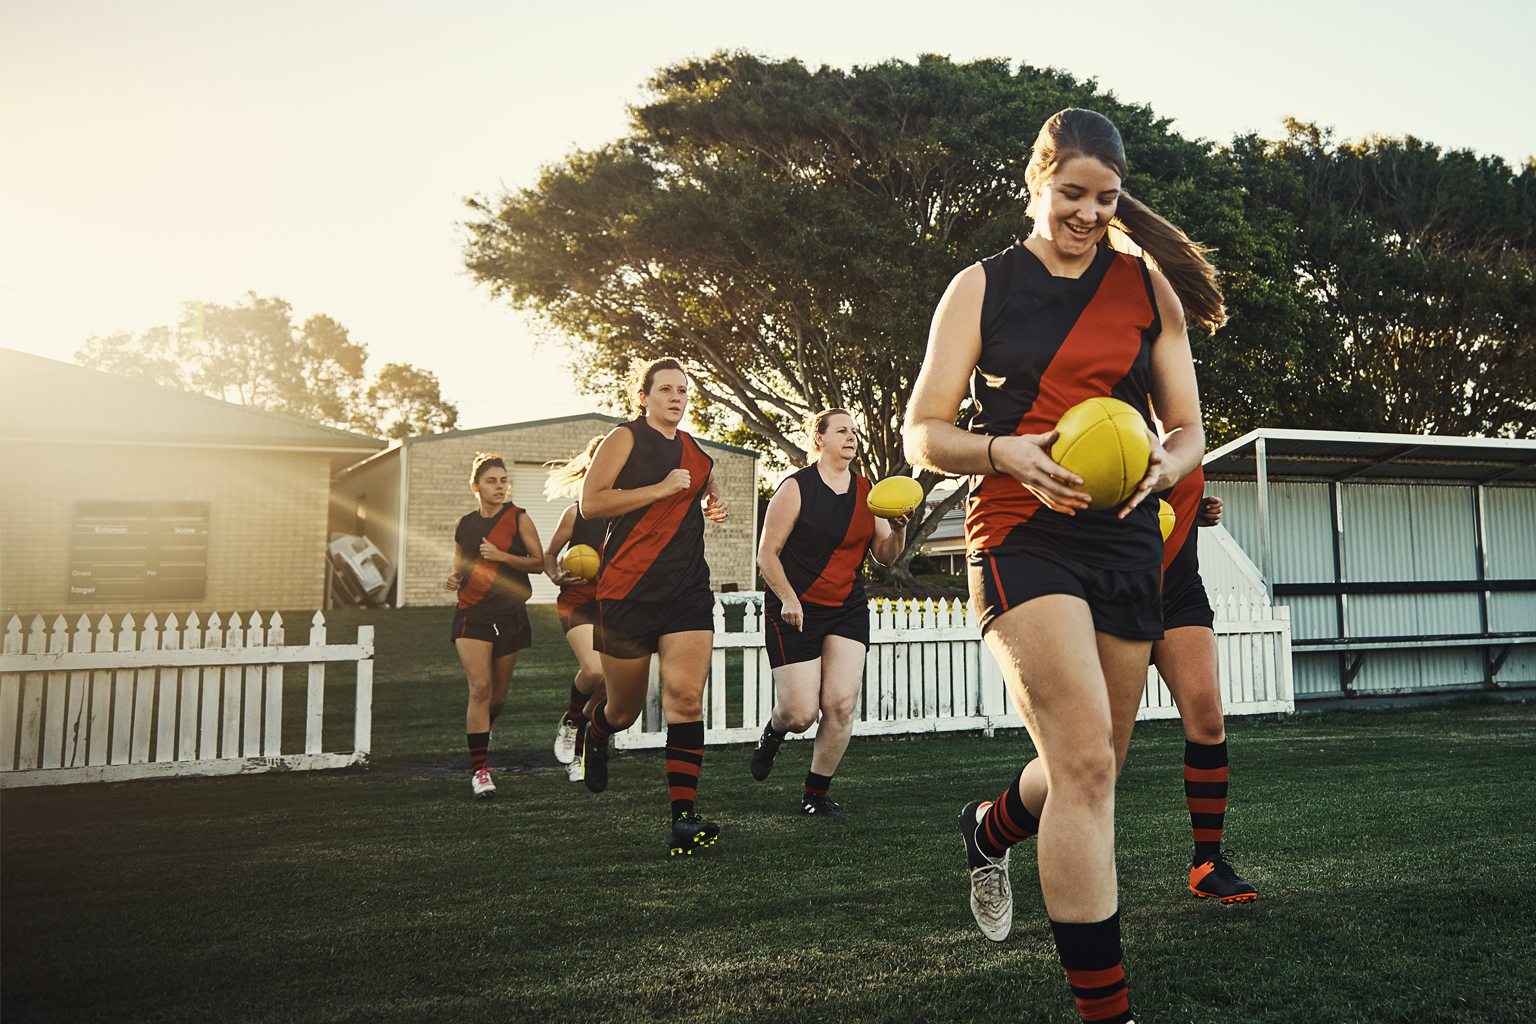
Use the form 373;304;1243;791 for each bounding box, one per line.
3;0;1531;431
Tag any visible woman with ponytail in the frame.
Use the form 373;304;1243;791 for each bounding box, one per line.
904;108;1222;1024
577;358;730;857
543;436;608;783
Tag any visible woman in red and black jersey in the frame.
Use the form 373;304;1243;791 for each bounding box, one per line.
541;436;608;783
905;109;1225;1024
750;409;906;817
1153;467;1258;903
578;358;729;856
444;453;544;800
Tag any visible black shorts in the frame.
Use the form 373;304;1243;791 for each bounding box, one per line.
968;547;1163;641
764;600;870;669
1162;534;1215;631
558;582;601;633
450;607;532;657
594;587;716;660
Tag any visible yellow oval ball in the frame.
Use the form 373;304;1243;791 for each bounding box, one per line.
1049;397;1151;510
561;543;601;581
867;476;923;519
1158;499;1176;541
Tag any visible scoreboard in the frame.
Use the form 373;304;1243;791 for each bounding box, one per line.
69;501;209;602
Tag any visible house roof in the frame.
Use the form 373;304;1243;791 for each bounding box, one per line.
401;412;762;458
0;348;385;452
1203;428;1536;485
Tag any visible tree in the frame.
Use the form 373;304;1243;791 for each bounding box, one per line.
75;292;458;437
1235;122;1536;437
463;53;1252;583
353;362;459;439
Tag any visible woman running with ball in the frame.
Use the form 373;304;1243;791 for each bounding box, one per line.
578;358;729;856
749;409;907;817
543;436;608;783
904;108;1225;1024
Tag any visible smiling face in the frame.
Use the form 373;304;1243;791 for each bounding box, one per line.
815;413;859;465
1028;154;1122;267
640;368;689;429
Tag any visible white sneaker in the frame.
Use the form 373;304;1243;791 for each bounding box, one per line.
959;800;1012;941
471;767;496;799
554;717;579;764
567;756;585;782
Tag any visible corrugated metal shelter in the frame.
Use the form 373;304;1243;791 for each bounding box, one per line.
1202;428;1536;698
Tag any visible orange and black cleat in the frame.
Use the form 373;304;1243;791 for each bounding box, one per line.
1190;853;1258;904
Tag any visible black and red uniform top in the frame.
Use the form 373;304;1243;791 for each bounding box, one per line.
558;505;606;608
765;464;876;614
965;243;1163;571
1160;465;1204;573
454;505;533;621
593;416;714;603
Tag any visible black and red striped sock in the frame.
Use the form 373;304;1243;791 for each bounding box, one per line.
565;684;586;724
804;771;833;797
467;731;489;772
1185;739;1229;862
976;771;1041;860
666;720;705;820
588;701;615;747
572;715;587;758
1050;911;1132;1024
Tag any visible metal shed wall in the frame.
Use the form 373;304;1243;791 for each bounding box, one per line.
1204;477;1535;695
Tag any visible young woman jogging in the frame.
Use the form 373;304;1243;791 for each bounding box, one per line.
444;453;544;799
543;437;609;783
904;108;1225;1024
578;358;730;856
750;409;906;817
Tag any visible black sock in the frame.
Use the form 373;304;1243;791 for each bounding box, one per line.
1050;911;1131;1024
467;731;489;772
566;684;586;724
804;771;833;797
666;721;705;820
1185;739;1229;863
763;719;788;742
588;701;615;747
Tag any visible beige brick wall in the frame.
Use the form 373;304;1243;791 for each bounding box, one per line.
400;418;758;606
0;442;332;619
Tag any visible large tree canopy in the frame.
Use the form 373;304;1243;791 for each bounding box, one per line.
76;292;459;439
463;52;1534;580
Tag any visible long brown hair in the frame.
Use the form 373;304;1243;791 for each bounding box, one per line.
543;435;604;500
1025;108;1227;332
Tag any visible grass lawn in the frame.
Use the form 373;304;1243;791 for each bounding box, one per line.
3;604;1534;1024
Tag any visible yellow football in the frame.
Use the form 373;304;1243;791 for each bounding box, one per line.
1050;397;1151;511
1158;499;1176;541
867;476;923;519
561;543;601;581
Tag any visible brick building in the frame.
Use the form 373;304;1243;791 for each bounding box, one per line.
0;348;386;616
333;414;759;606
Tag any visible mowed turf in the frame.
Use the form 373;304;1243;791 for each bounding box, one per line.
3;604;1534;1024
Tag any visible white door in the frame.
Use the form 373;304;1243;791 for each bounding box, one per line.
513;463;578;604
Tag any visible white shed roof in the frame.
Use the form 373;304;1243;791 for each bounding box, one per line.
1204;428;1536;485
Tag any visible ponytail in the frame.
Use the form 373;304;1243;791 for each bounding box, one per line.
543;434;604;500
1025;108;1227;333
1112;193;1227;332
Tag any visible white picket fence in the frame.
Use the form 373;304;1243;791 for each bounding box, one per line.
615;587;1294;750
0;611;373;787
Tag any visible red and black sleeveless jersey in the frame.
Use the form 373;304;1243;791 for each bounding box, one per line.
594;417;713;602
558;504;605;605
454;505;532;620
766;465;876;612
965;243;1163;570
1159;465;1204;572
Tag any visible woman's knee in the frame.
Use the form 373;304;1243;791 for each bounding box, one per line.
1050;746;1118;804
779;708;818;732
576;665;605;691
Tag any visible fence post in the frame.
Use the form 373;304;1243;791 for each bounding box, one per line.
241;613;263;757
354;624;373;759
175;614;199;762
112;613;136;765
709;597;727;732
263;612;285;757
1;617;21;770
199;613;222;760
149;613;176;763
306;612;326;754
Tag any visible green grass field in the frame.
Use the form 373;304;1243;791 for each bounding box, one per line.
3;605;1534;1024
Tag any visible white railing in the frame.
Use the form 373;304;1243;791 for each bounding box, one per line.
617;587;1294;750
0;611;373;787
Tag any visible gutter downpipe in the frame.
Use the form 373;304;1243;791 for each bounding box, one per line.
1255;433;1274;605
